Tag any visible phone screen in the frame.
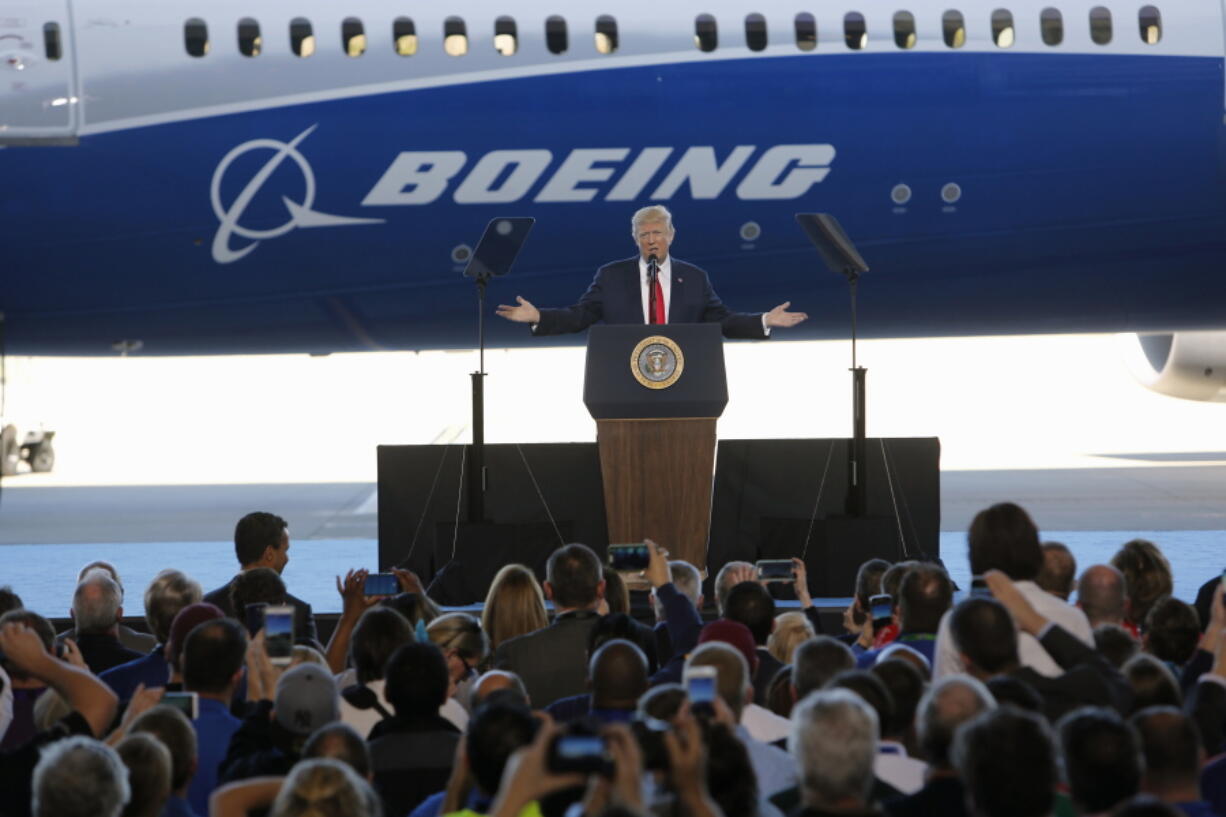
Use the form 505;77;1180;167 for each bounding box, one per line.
686;673;716;705
162;691;198;720
607;544;650;571
265;608;294;663
869;594;893;624
556;735;605;760
756;560;794;581
364;573;399;596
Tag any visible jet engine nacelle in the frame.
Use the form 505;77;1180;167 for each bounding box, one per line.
1122;332;1226;402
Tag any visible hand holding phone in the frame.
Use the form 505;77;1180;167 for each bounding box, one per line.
970;576;992;599
869;593;894;629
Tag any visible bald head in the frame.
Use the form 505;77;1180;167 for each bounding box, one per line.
472;670;529;708
589;639;648;709
1078;565;1127;627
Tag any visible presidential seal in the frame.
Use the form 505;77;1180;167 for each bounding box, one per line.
631;335;684;390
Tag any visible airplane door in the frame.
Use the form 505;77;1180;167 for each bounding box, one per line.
0;2;78;143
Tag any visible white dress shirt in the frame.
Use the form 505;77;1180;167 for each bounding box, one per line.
638;255;672;323
932;580;1095;679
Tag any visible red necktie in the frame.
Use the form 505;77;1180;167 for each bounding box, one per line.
651;277;666;324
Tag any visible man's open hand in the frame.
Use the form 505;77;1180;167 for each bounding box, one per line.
495;296;541;324
765;301;808;329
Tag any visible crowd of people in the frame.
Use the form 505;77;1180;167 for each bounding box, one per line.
2;503;1226;817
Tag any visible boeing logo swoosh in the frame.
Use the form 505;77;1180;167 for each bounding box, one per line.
210;125;383;264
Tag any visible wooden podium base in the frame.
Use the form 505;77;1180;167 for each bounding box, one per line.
597;418;716;571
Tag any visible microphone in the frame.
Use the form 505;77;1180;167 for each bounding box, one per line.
647;254;659;283
647;254;659;324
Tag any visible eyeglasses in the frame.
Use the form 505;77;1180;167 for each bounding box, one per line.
637;230;667;240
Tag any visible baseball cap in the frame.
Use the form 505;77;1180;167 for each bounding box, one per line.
166;602;225;669
275;663;339;736
698;619;760;675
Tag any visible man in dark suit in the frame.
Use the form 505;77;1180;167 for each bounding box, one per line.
492;543;605;707
202;512;317;644
496;205;808;336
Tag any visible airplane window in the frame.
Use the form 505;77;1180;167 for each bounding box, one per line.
238;18;261;57
342;18;366;57
290;18;314;57
546;16;568;54
942;11;966;48
393;17;417;56
745;13;767;51
1139;6;1161;44
494;17;517;56
185;19;209;57
43;22;62;61
1089;7;1112;44
795;13;817;50
444;17;468;56
991;9;1014;47
596;15;618;54
893;11;916;49
1040;7;1063;46
844;12;867;50
695;14;718;51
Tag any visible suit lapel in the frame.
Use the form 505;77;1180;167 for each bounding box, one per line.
669;259;689;323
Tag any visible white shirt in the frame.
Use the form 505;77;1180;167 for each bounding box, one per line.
933;580;1095;679
638;255;672;323
637;255;771;334
740;702;791;744
875;740;927;795
334;671;469;738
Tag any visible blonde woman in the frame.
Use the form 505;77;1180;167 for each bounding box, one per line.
767;611;817;665
481;564;548;652
426;612;488;725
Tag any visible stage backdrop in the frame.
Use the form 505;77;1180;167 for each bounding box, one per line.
378;438;939;602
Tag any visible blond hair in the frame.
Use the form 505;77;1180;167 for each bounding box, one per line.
270;758;379;817
427;612;489;664
482;564;548;650
631;205;674;237
768;611;817;665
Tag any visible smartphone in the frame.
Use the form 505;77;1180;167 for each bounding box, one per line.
970;576;992;599
607;544;650;571
684;665;718;715
162;691;199;720
364;573;399;596
869;593;894;629
756;559;795;582
548;734;610;775
244;603;267;637
264;605;295;665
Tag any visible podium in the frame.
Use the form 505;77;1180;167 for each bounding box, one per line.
584;325;728;570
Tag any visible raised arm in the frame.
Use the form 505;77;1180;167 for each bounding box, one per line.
0;622;117;738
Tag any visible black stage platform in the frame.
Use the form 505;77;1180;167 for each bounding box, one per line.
378;437;940;604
